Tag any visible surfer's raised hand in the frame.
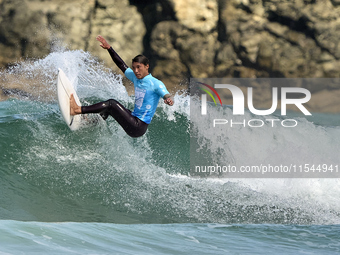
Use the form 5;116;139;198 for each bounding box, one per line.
96;35;111;49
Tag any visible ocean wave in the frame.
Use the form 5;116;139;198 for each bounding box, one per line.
1;50;340;225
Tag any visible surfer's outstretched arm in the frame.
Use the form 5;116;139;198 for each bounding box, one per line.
96;35;128;73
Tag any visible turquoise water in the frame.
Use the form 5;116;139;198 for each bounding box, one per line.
1;50;340;254
1;221;339;254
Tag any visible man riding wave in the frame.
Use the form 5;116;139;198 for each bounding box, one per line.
70;35;174;137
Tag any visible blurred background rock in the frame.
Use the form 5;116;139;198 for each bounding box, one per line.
0;0;339;112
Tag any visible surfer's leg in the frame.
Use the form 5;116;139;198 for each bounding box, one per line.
81;99;148;137
79;100;111;120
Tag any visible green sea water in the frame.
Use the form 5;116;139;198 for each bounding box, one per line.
1;50;340;254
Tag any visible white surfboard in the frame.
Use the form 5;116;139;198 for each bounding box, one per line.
57;68;83;130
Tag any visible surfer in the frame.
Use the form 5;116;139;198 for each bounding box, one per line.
70;35;174;138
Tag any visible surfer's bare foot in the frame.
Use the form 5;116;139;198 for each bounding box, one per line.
70;94;81;115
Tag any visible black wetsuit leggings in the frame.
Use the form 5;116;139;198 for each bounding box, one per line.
81;99;148;138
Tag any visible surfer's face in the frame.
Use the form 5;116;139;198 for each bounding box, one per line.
132;62;149;79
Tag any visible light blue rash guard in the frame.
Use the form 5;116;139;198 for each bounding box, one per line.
124;68;170;124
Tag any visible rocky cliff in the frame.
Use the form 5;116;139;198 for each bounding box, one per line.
0;0;340;111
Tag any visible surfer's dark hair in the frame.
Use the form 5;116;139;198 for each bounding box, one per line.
132;55;149;66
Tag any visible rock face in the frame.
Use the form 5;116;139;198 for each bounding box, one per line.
0;0;340;111
221;0;340;79
0;0;145;71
